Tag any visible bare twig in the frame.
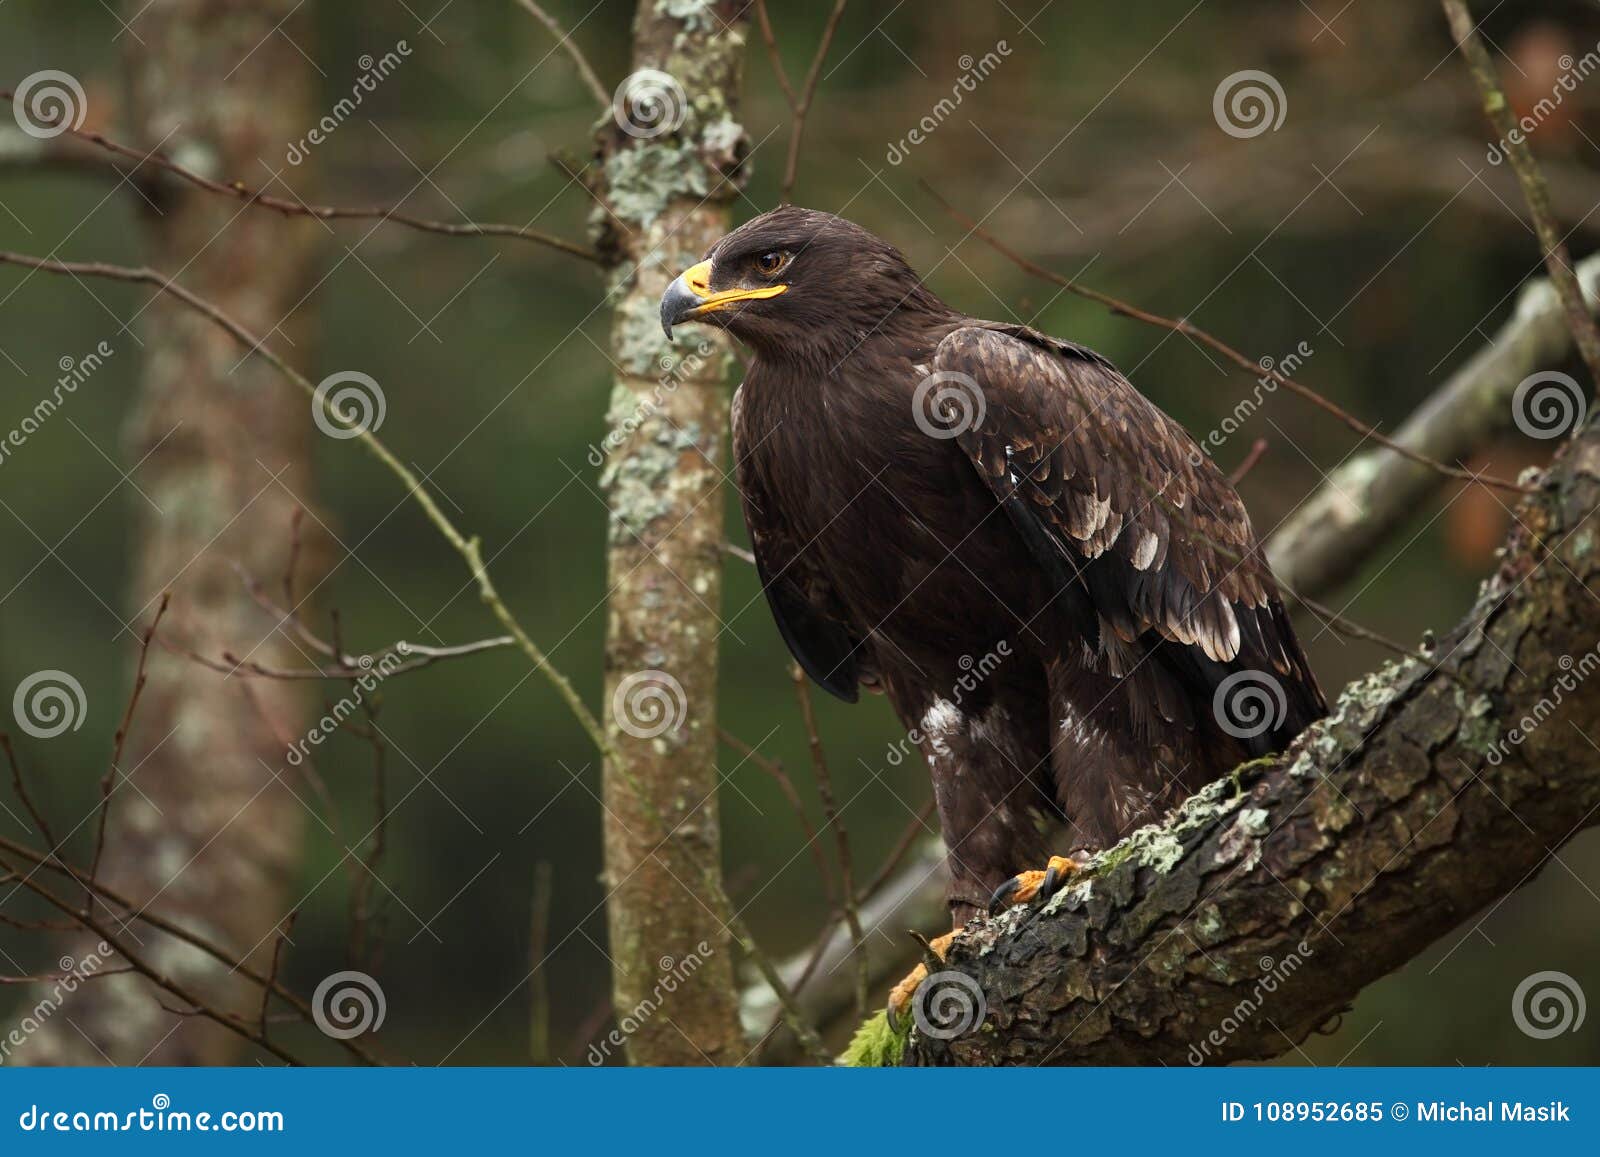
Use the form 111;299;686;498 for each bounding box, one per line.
528;861;554;1065
718;728;836;902
512;0;611;110
0;91;602;265
756;0;850;202
1227;438;1269;486
0;834;383;1065
923;183;1533;494
90;594;169;895
1440;0;1600;391
790;664;867;1016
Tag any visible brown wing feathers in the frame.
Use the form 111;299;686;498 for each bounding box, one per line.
937;324;1324;747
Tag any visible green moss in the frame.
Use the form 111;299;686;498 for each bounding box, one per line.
838;1010;907;1067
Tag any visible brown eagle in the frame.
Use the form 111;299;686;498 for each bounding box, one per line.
661;207;1325;1022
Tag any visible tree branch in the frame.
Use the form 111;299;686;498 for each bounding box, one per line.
1441;0;1600;390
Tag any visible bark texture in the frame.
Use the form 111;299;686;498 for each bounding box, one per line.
904;420;1600;1065
596;0;750;1065
20;0;321;1065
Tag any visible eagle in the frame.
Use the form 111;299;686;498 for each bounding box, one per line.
660;206;1325;1025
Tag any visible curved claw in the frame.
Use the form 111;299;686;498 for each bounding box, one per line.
885;999;902;1035
986;875;1024;914
988;856;1081;915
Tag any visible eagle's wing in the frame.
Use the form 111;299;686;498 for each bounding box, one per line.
732;385;862;703
933;323;1324;751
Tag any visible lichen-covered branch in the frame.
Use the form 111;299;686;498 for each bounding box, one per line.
898;420;1600;1065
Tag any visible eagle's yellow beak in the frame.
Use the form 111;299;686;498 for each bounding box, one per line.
660;260;788;337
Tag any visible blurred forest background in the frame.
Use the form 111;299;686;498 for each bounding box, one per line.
1;0;1598;1064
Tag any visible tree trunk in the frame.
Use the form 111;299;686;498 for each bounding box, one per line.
19;0;321;1065
595;1;751;1065
900;421;1600;1065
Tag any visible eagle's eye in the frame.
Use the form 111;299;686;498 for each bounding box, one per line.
753;250;791;277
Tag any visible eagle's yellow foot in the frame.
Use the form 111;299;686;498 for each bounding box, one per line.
988;854;1081;914
885;931;955;1033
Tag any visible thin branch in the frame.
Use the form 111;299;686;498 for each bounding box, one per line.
0;856;308;1066
512;0;610;110
258;911;297;1043
1227;438;1269;486
1440;0;1600;391
757;0;850;202
0;92;601;266
923;183;1533;494
0;834;383;1065
790;664;867;1016
90;593;168;895
717;728;835;902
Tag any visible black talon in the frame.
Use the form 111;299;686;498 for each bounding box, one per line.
886;999;903;1035
1041;861;1064;902
987;877;1022;915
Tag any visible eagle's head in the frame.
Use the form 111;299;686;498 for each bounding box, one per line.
660;206;947;361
